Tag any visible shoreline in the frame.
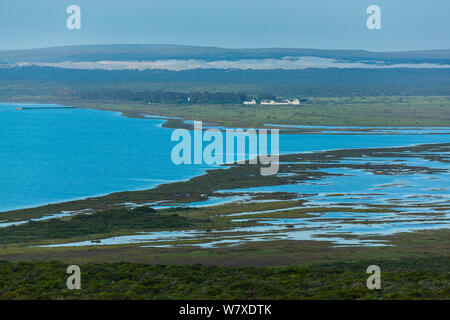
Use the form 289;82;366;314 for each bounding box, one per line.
0;103;219;216
1;100;450;220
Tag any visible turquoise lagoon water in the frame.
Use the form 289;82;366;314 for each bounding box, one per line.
0;103;213;212
1;102;450;213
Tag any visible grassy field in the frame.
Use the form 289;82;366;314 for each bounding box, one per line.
2;95;449;127
86;96;450;128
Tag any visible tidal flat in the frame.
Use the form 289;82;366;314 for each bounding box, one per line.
0;102;448;270
0;141;448;258
27;143;450;250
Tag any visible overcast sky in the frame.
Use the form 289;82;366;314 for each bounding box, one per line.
0;0;449;51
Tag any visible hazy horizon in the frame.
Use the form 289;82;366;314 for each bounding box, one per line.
2;43;450;53
1;0;449;51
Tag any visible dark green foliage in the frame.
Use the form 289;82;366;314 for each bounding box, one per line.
0;207;206;244
61;89;253;104
0;257;447;300
1;67;450;98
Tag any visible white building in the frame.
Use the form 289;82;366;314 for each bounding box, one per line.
260;99;275;105
243;99;257;105
260;99;300;105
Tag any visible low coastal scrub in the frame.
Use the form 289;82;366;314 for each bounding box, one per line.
0;257;448;299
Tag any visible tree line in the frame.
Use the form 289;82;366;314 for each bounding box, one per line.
55;88;277;104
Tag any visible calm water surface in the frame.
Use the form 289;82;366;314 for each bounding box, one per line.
1;103;449;213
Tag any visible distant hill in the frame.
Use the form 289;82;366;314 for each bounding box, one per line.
1;44;449;64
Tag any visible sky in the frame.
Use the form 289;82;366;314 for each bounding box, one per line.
0;0;449;51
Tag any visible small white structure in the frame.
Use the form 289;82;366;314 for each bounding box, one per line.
290;99;301;105
260;99;300;105
260;99;276;105
243;99;257;105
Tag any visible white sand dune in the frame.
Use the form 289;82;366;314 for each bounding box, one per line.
15;56;450;71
